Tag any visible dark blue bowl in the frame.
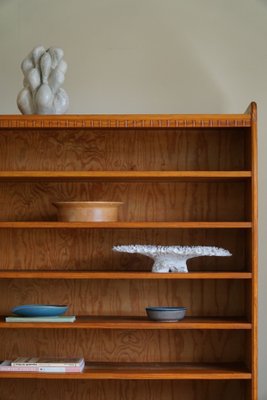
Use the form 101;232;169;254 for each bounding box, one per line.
146;306;187;321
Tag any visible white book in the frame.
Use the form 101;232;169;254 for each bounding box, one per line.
5;316;76;323
0;360;85;373
11;357;85;367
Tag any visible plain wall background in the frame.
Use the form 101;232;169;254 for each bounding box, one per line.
0;0;266;397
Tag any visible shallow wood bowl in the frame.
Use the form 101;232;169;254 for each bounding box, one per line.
53;201;123;222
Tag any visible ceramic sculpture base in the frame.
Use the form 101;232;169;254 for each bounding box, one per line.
113;245;232;273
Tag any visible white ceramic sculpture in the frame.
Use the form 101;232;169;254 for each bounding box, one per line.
17;45;69;114
113;245;232;273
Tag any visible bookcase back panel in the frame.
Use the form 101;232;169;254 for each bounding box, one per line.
0;279;246;317
0;128;249;171
0;380;248;400
0;229;247;271
0;181;248;222
0;329;246;363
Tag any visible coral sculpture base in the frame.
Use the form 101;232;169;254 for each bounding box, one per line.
152;254;189;272
113;245;232;273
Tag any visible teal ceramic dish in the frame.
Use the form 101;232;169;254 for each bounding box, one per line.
11;304;68;317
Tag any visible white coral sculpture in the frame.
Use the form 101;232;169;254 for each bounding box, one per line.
113;245;232;273
17;45;69;114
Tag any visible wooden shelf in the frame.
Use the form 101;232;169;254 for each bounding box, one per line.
0;113;252;129
0;316;252;330
0;362;251;380
0;170;252;181
0;221;252;229
0;270;252;279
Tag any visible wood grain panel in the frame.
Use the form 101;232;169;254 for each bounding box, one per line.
0;330;246;363
0;316;252;330
0;229;247;271
0;279;246;317
0;181;247;222
0;380;248;400
0;128;248;171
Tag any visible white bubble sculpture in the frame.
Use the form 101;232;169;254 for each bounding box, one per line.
17;45;69;114
113;245;232;273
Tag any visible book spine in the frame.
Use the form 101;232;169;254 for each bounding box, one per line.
5;318;75;323
11;363;38;366
38;366;84;372
0;366;38;372
12;362;83;367
0;366;84;372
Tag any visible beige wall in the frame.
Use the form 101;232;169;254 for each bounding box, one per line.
0;0;266;397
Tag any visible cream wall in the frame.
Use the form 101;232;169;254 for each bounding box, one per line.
0;0;266;397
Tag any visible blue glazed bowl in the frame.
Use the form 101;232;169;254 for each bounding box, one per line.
11;304;68;317
146;306;186;322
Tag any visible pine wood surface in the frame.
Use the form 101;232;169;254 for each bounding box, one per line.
0;271;252;279
0;181;248;222
0;316;252;329
0;279;247;317
0;362;251;380
0;104;257;399
0;170;252;181
0;128;248;171
0;112;252;128
0;222;252;228
0;228;248;271
250;103;258;399
0;329;247;362
0;380;248;400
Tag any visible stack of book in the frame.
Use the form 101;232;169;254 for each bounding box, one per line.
5;315;76;323
0;357;85;373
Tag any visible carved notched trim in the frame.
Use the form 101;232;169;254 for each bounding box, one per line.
0;116;252;129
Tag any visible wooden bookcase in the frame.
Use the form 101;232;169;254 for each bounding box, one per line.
0;103;257;400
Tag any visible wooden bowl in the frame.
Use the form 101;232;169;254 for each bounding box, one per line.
53;201;123;222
